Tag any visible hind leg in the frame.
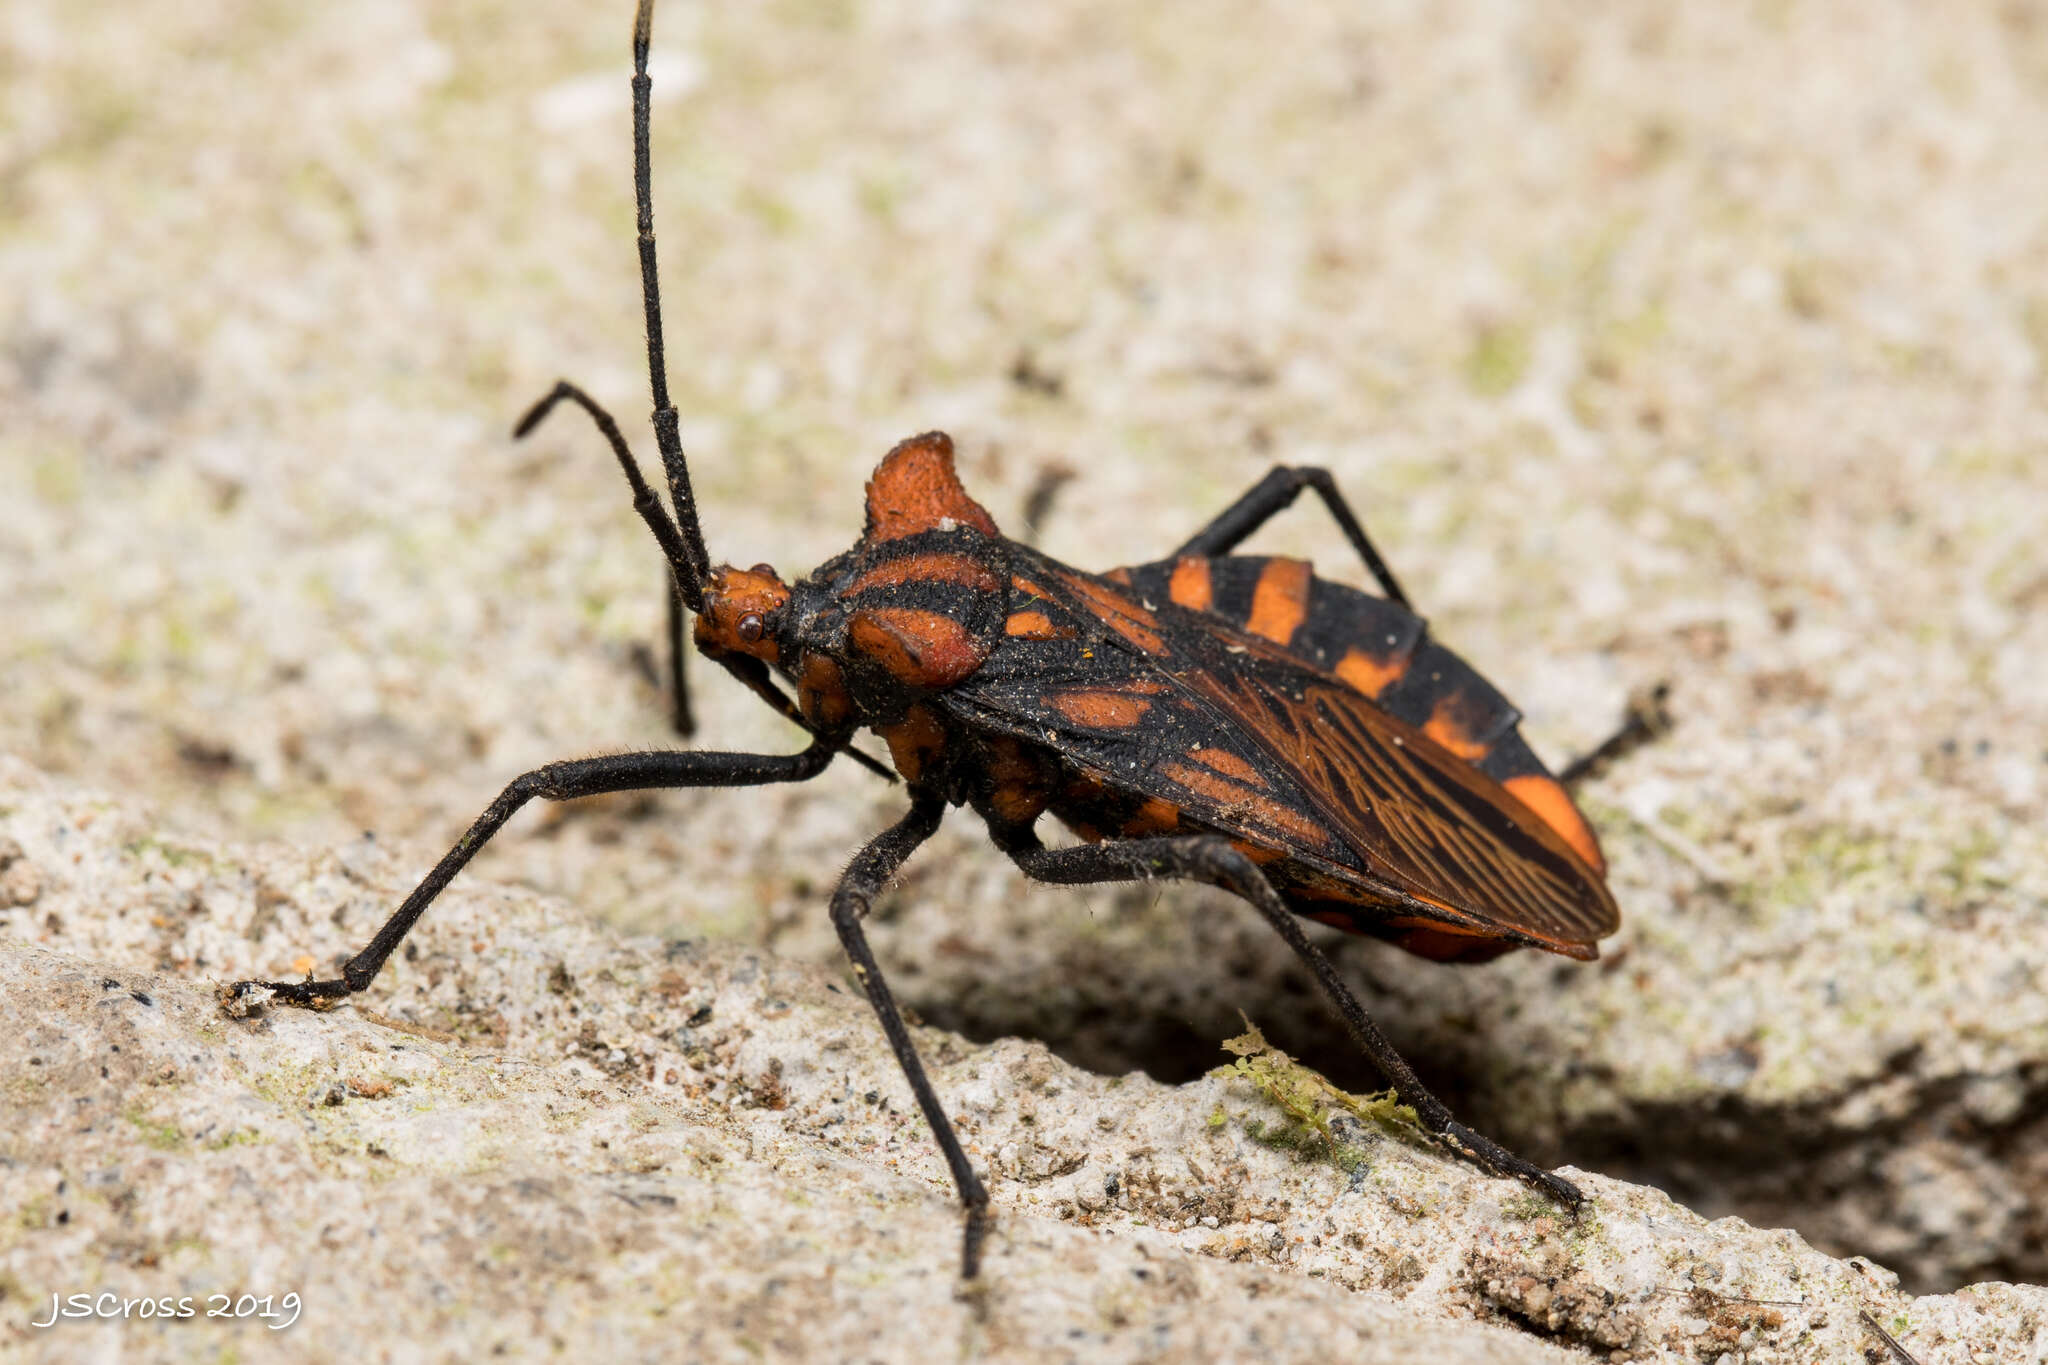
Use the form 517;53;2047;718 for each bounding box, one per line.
1173;465;1412;608
998;831;1584;1207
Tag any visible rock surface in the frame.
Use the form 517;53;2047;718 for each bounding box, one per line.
3;759;2043;1363
3;0;2046;1359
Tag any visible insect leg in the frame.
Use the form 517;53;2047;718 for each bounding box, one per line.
229;742;837;1008
665;575;694;736
1558;681;1673;790
827;794;994;1278
1173;466;1412;608
1002;833;1584;1209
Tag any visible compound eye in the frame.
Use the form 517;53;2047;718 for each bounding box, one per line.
749;563;777;578
737;612;765;644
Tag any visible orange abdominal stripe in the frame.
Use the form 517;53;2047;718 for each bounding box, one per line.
1168;556;1214;610
1503;774;1607;874
1123;797;1182;835
1385;923;1524;964
1246;557;1312;644
863;432;1000;543
1423;699;1493;762
848;606;989;688
1334;646;1405;698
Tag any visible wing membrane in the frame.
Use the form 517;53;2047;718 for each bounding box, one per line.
1178;662;1617;946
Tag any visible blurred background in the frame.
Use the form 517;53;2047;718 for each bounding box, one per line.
4;0;2045;1294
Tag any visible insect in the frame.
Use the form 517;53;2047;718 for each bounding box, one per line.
228;0;1635;1280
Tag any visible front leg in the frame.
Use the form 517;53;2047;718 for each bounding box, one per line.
1001;831;1584;1209
230;743;836;1007
827;794;994;1278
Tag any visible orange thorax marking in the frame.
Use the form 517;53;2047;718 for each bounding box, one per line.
847;607;987;688
984;736;1052;825
877;704;948;783
1246;557;1312;644
863;432;1000;542
845;551;1001;597
797;653;853;730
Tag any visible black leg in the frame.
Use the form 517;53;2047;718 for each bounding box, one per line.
1018;460;1077;545
827;795;993;1278
1558;681;1672;791
229;742;836;1008
1000;831;1584;1208
1173;465;1413;609
710;652;896;782
665;575;694;737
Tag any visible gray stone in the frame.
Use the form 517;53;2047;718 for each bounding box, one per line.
2;761;2042;1362
3;0;2046;1356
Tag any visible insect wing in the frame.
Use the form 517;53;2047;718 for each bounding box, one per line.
1176;658;1619;951
967;555;1617;954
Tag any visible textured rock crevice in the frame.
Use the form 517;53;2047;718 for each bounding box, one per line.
883;864;2048;1298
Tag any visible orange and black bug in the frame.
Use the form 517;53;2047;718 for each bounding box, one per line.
228;0;1642;1280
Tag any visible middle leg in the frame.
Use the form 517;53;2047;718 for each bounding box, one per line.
828;793;994;1278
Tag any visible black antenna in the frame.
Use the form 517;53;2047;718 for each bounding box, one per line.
512;0;710;616
633;0;711;610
